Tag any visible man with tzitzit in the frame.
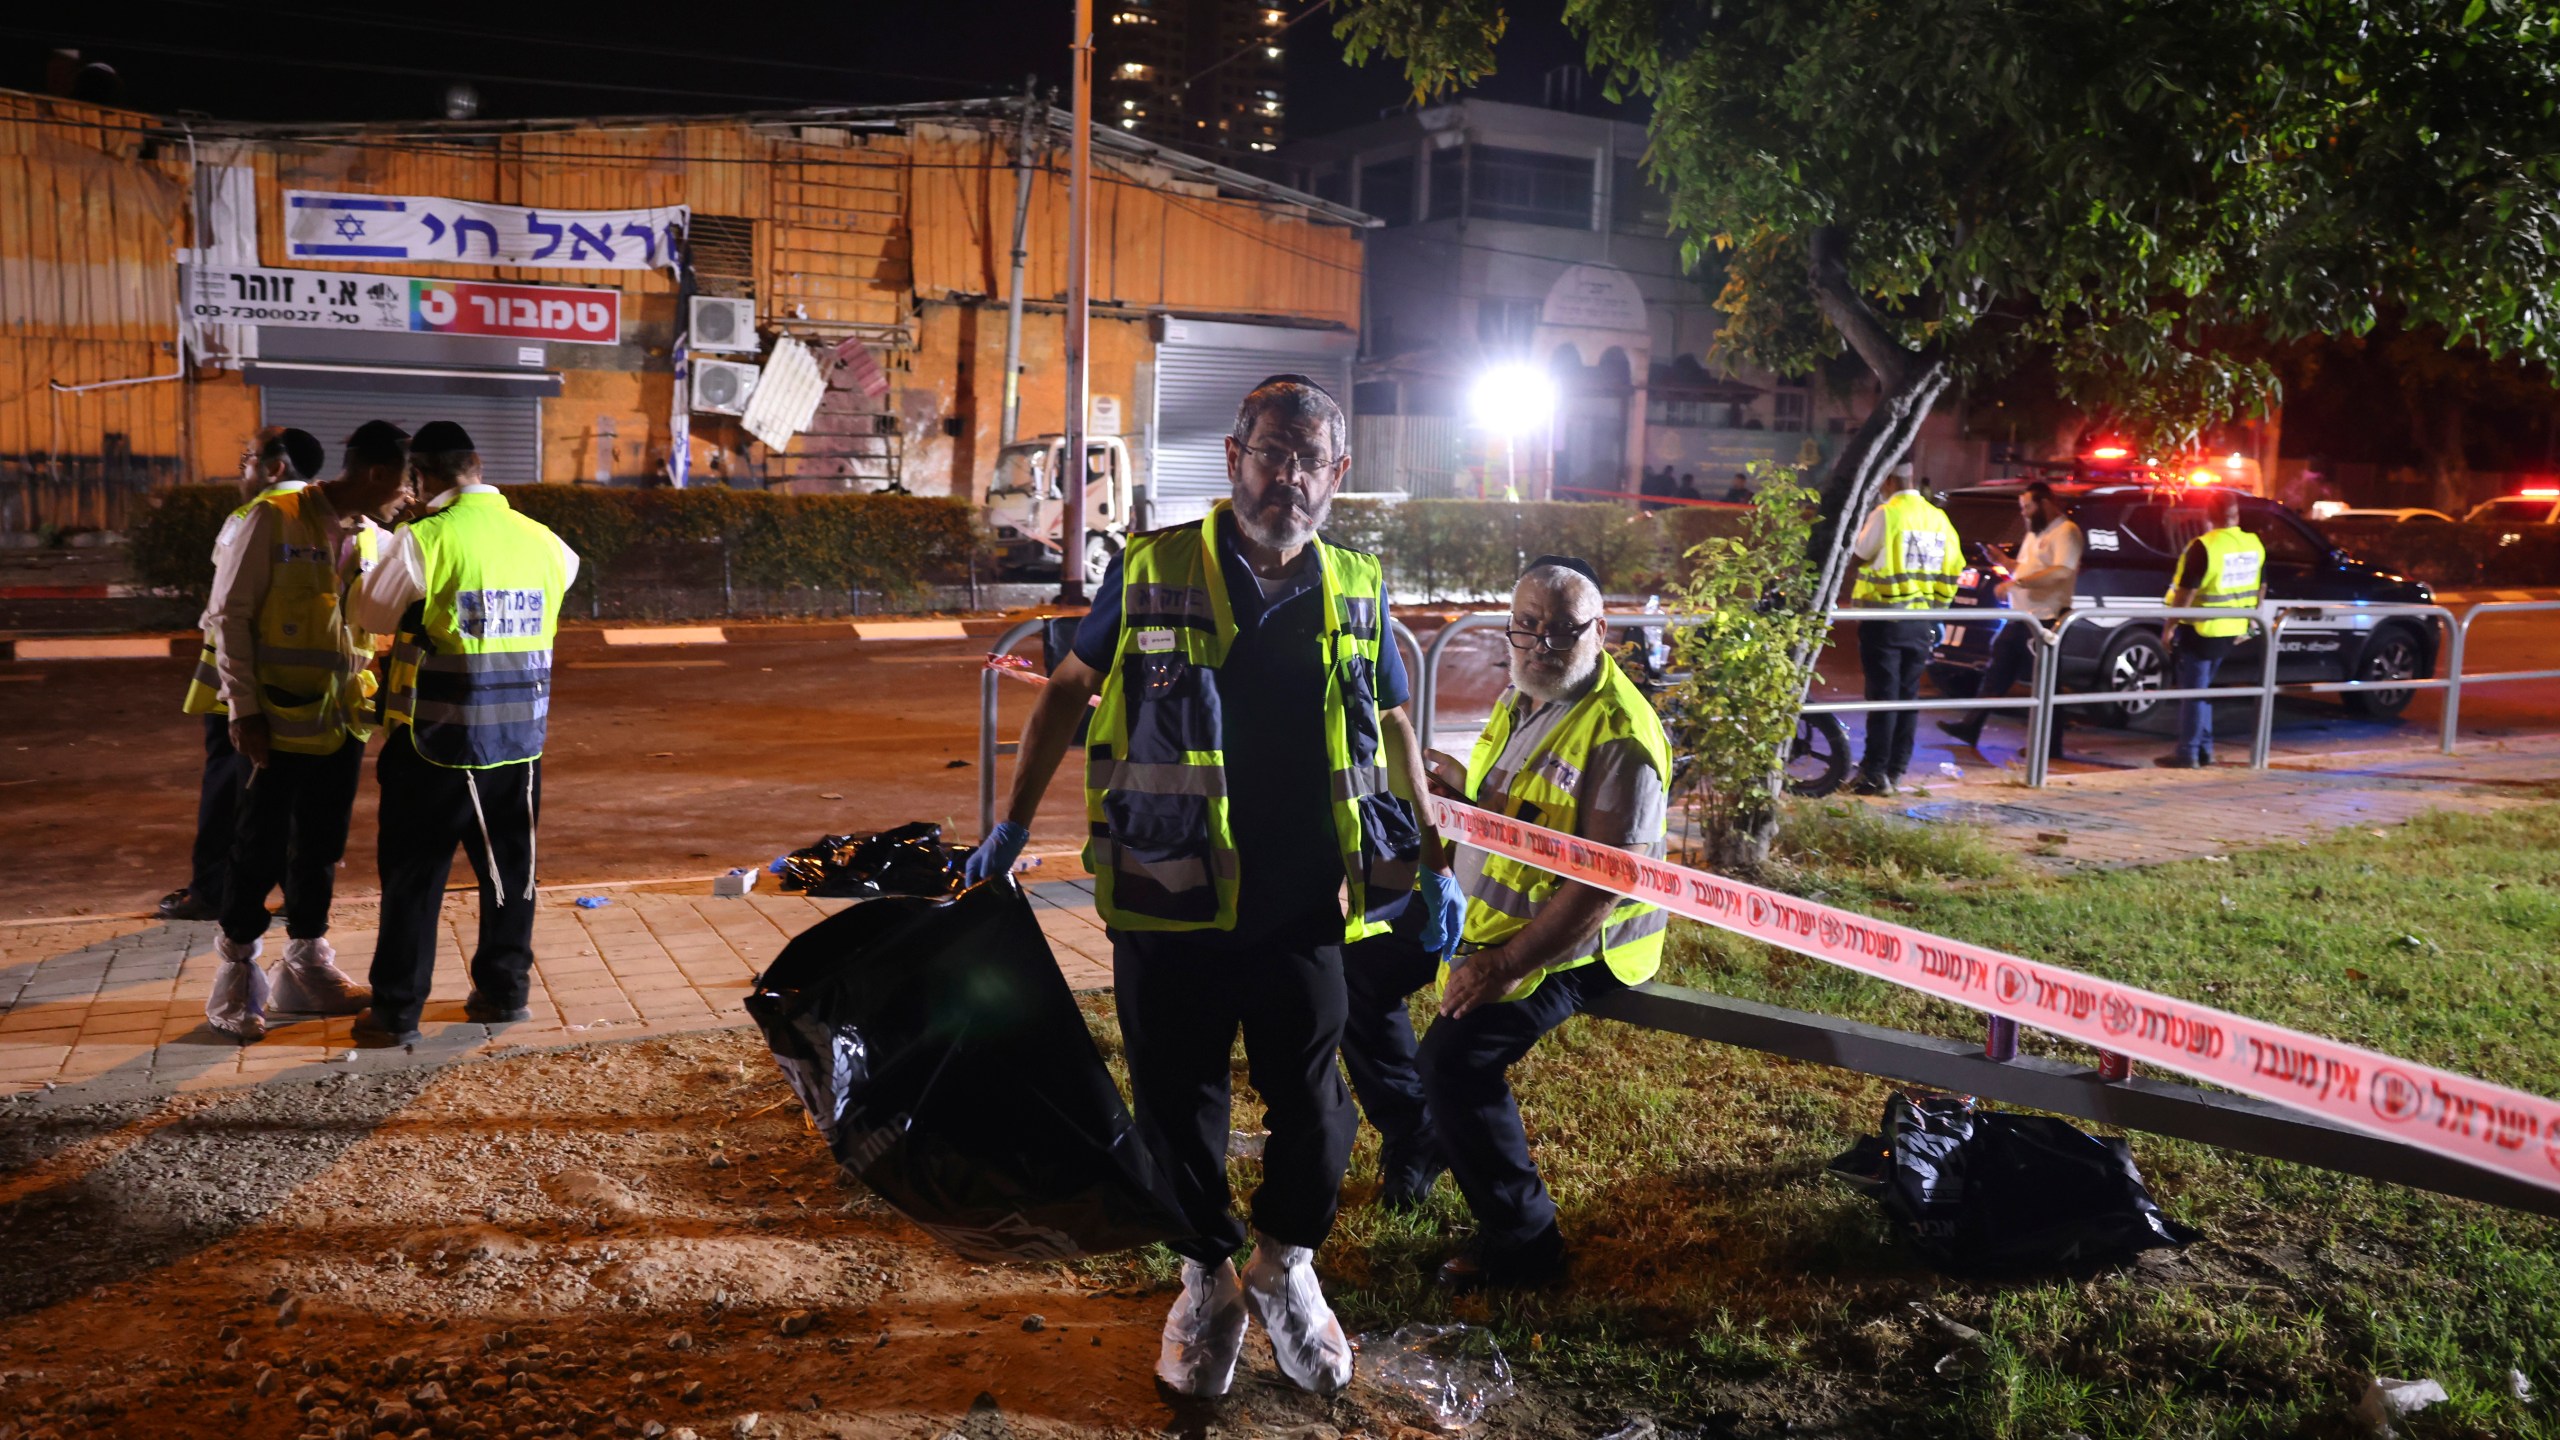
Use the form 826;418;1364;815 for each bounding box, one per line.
962;375;1459;1398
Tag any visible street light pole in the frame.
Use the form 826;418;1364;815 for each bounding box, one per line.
999;75;1038;449
1059;0;1094;604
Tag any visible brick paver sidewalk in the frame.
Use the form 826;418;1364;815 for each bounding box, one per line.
1869;733;2560;867
0;877;1113;1103
7;739;2556;1105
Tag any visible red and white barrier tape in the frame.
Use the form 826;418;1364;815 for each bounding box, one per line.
1425;794;2560;1197
985;653;1102;707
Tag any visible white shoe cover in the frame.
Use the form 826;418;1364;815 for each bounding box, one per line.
1156;1257;1248;1397
268;936;371;1015
1241;1235;1352;1394
207;937;269;1041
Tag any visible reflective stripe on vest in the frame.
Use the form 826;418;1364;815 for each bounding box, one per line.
2170;525;2267;640
1081;500;1418;941
181;480;314;719
1849;490;1963;609
1457;654;1674;999
384;492;567;769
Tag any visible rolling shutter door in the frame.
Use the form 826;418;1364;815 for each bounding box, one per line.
257;388;542;485
1152;321;1354;526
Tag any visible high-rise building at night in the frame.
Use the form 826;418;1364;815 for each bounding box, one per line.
1096;0;1287;165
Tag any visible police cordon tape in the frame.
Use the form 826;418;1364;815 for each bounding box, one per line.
1423;793;2560;1198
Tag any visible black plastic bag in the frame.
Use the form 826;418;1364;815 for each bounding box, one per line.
774;821;965;900
1828;1092;2201;1273
743;876;1188;1262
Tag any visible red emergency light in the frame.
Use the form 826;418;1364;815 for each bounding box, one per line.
2089;445;2129;460
2521;484;2560;499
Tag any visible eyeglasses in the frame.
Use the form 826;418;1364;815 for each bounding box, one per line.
1238;443;1344;478
1504;617;1598;652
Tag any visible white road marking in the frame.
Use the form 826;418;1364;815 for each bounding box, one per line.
601;626;728;646
853;619;971;640
12;638;173;661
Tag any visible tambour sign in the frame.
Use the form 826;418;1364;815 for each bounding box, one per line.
413;280;617;343
1424;795;2560;1197
180;264;620;346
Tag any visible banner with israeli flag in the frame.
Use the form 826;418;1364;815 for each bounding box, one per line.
284;191;688;272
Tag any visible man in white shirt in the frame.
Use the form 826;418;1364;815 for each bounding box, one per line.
160;426;323;923
348;421;580;1048
1939;481;2083;757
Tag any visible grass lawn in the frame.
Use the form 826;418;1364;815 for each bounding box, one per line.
1080;802;2560;1438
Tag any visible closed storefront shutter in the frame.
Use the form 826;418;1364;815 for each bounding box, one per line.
1152;319;1354;526
257;387;543;484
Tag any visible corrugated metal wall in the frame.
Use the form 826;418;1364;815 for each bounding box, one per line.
1;93;1360;531
0;93;192;531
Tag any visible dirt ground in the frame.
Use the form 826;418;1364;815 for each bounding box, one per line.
0;1026;1615;1440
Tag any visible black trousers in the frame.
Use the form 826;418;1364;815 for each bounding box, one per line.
1339;921;1444;1165
1111;924;1357;1264
217;736;364;946
1417;958;1626;1250
1858;618;1936;781
188;713;251;902
1970;620;2066;751
368;730;541;1031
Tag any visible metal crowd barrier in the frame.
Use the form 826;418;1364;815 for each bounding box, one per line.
984;597;2557;834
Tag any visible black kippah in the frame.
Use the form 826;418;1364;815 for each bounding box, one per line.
1524;554;1600;588
411;420;476;455
278;428;324;480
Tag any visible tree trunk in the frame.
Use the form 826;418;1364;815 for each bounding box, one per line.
2426;401;2469;516
1723;229;1955;871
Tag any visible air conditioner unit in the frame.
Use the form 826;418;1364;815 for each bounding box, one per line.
689;296;758;353
691;358;762;416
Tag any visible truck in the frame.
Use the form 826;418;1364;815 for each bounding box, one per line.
983;434;1135;587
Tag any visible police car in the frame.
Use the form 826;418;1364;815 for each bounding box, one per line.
1926;481;2439;722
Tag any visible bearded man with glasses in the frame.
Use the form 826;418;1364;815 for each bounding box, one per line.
1377;557;1673;1290
965;375;1456;1398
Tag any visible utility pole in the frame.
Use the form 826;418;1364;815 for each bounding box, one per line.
999;75;1038;448
1059;0;1094;603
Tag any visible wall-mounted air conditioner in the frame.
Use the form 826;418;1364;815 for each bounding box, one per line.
689;296;758;353
690;358;762;416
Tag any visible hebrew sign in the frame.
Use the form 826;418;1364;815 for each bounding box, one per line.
182;265;621;345
284;191;687;271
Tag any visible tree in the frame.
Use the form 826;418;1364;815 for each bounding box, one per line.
1338;0;2560;861
1338;0;2560;583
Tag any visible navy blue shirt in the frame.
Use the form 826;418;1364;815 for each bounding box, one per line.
1075;515;1409;942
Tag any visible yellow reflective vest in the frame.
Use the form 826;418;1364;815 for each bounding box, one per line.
1083;502;1418;940
381;491;568;768
2169;524;2266;640
181;480;308;719
1850;490;1962;609
1457;653;1673;1001
181;488;378;755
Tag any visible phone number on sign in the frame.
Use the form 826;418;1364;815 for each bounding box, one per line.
189;303;362;324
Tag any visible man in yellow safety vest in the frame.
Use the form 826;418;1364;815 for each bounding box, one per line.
963;376;1452;1399
2157;487;2266;768
347;421;579;1048
1847;465;1962;794
198;420;411;1041
161;425;325;923
1403;556;1672;1289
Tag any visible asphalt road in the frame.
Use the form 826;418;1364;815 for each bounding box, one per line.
2;610;2555;921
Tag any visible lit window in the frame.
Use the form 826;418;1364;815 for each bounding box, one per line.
1118;61;1148;76
1121;118;1138;129
1263;8;1284;23
1122;99;1137;110
1250;141;1276;152
1264;44;1281;58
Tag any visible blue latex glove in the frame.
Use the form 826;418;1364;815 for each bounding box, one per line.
964;820;1030;886
1418;868;1465;959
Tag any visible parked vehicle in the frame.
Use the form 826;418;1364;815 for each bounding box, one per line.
2326;507;2457;524
1925;482;2439;723
2465;486;2560;540
984;434;1134;586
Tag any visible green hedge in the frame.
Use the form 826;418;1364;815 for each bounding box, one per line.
126;484;980;606
1325;497;1749;599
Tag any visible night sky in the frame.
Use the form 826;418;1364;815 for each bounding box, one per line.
4;0;1628;139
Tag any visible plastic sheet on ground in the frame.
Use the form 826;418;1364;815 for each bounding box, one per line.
1828;1092;2200;1273
743;876;1187;1263
773;821;965;900
1361;1322;1517;1430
